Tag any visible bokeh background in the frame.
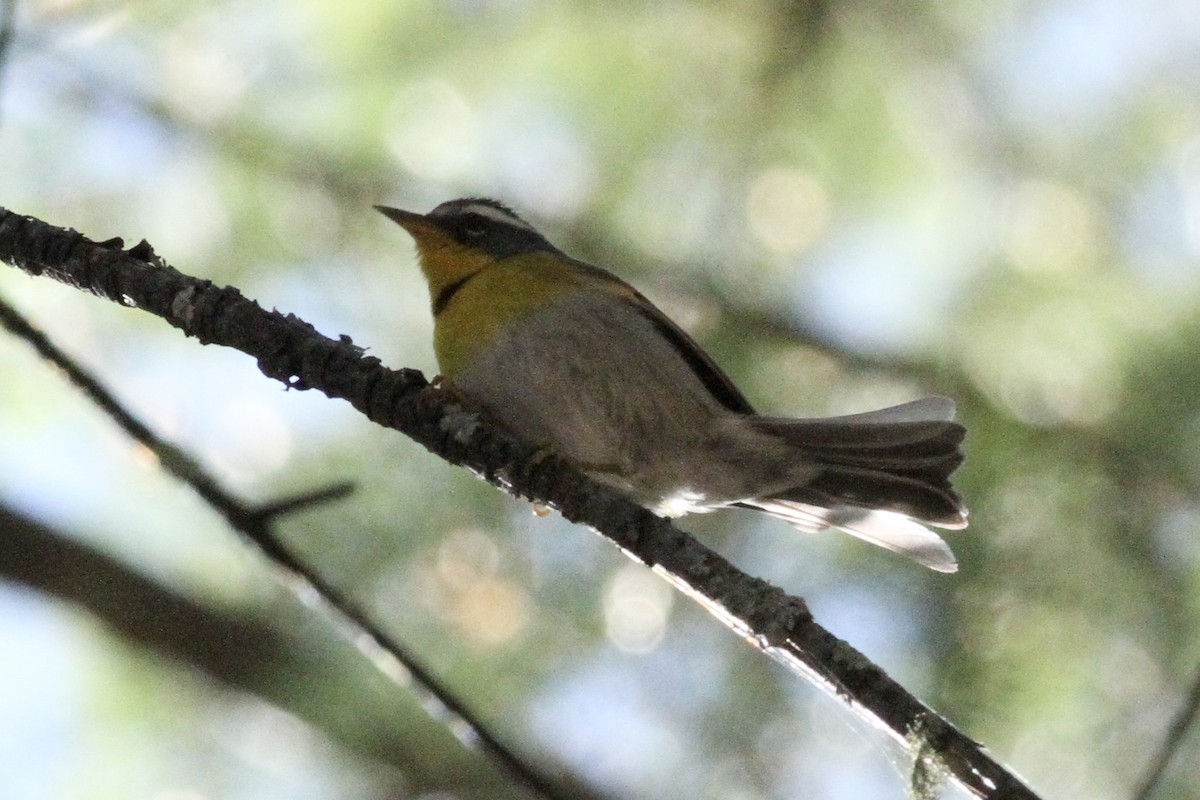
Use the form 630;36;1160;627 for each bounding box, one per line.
2;1;1200;798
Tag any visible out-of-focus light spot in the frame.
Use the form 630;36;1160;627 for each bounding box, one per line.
1001;180;1101;274
385;80;479;182
437;528;499;588
449;579;531;646
745;167;829;255
428;529;530;646
603;564;673;654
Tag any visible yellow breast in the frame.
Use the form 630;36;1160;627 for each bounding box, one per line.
433;251;593;378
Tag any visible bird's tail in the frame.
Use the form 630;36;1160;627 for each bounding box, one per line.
739;396;968;572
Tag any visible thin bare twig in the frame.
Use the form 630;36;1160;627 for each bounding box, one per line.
0;0;15;122
0;207;1043;800
0;1;14;61
0;501;573;797
0;288;584;800
1132;661;1200;800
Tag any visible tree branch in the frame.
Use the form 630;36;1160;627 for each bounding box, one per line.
0;1;13;80
0;291;586;800
0;206;1042;800
0;501;571;799
1132;660;1200;800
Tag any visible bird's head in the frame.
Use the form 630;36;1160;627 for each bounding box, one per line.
376;198;556;301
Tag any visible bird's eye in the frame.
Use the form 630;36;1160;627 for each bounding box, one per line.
461;219;486;237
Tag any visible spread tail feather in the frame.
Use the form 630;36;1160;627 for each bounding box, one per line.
739;396;968;571
744;499;959;572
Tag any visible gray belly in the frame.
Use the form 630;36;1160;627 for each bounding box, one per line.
450;293;798;509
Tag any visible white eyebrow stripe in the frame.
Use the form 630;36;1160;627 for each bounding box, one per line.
457;203;536;232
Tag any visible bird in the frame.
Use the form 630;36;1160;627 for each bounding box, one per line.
377;198;968;572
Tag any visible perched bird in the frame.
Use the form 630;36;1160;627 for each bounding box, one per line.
378;198;968;571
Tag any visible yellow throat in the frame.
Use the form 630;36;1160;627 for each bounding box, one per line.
377;204;587;377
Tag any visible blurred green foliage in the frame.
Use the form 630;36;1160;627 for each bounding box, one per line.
2;1;1200;798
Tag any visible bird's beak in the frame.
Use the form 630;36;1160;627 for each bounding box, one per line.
375;205;436;237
